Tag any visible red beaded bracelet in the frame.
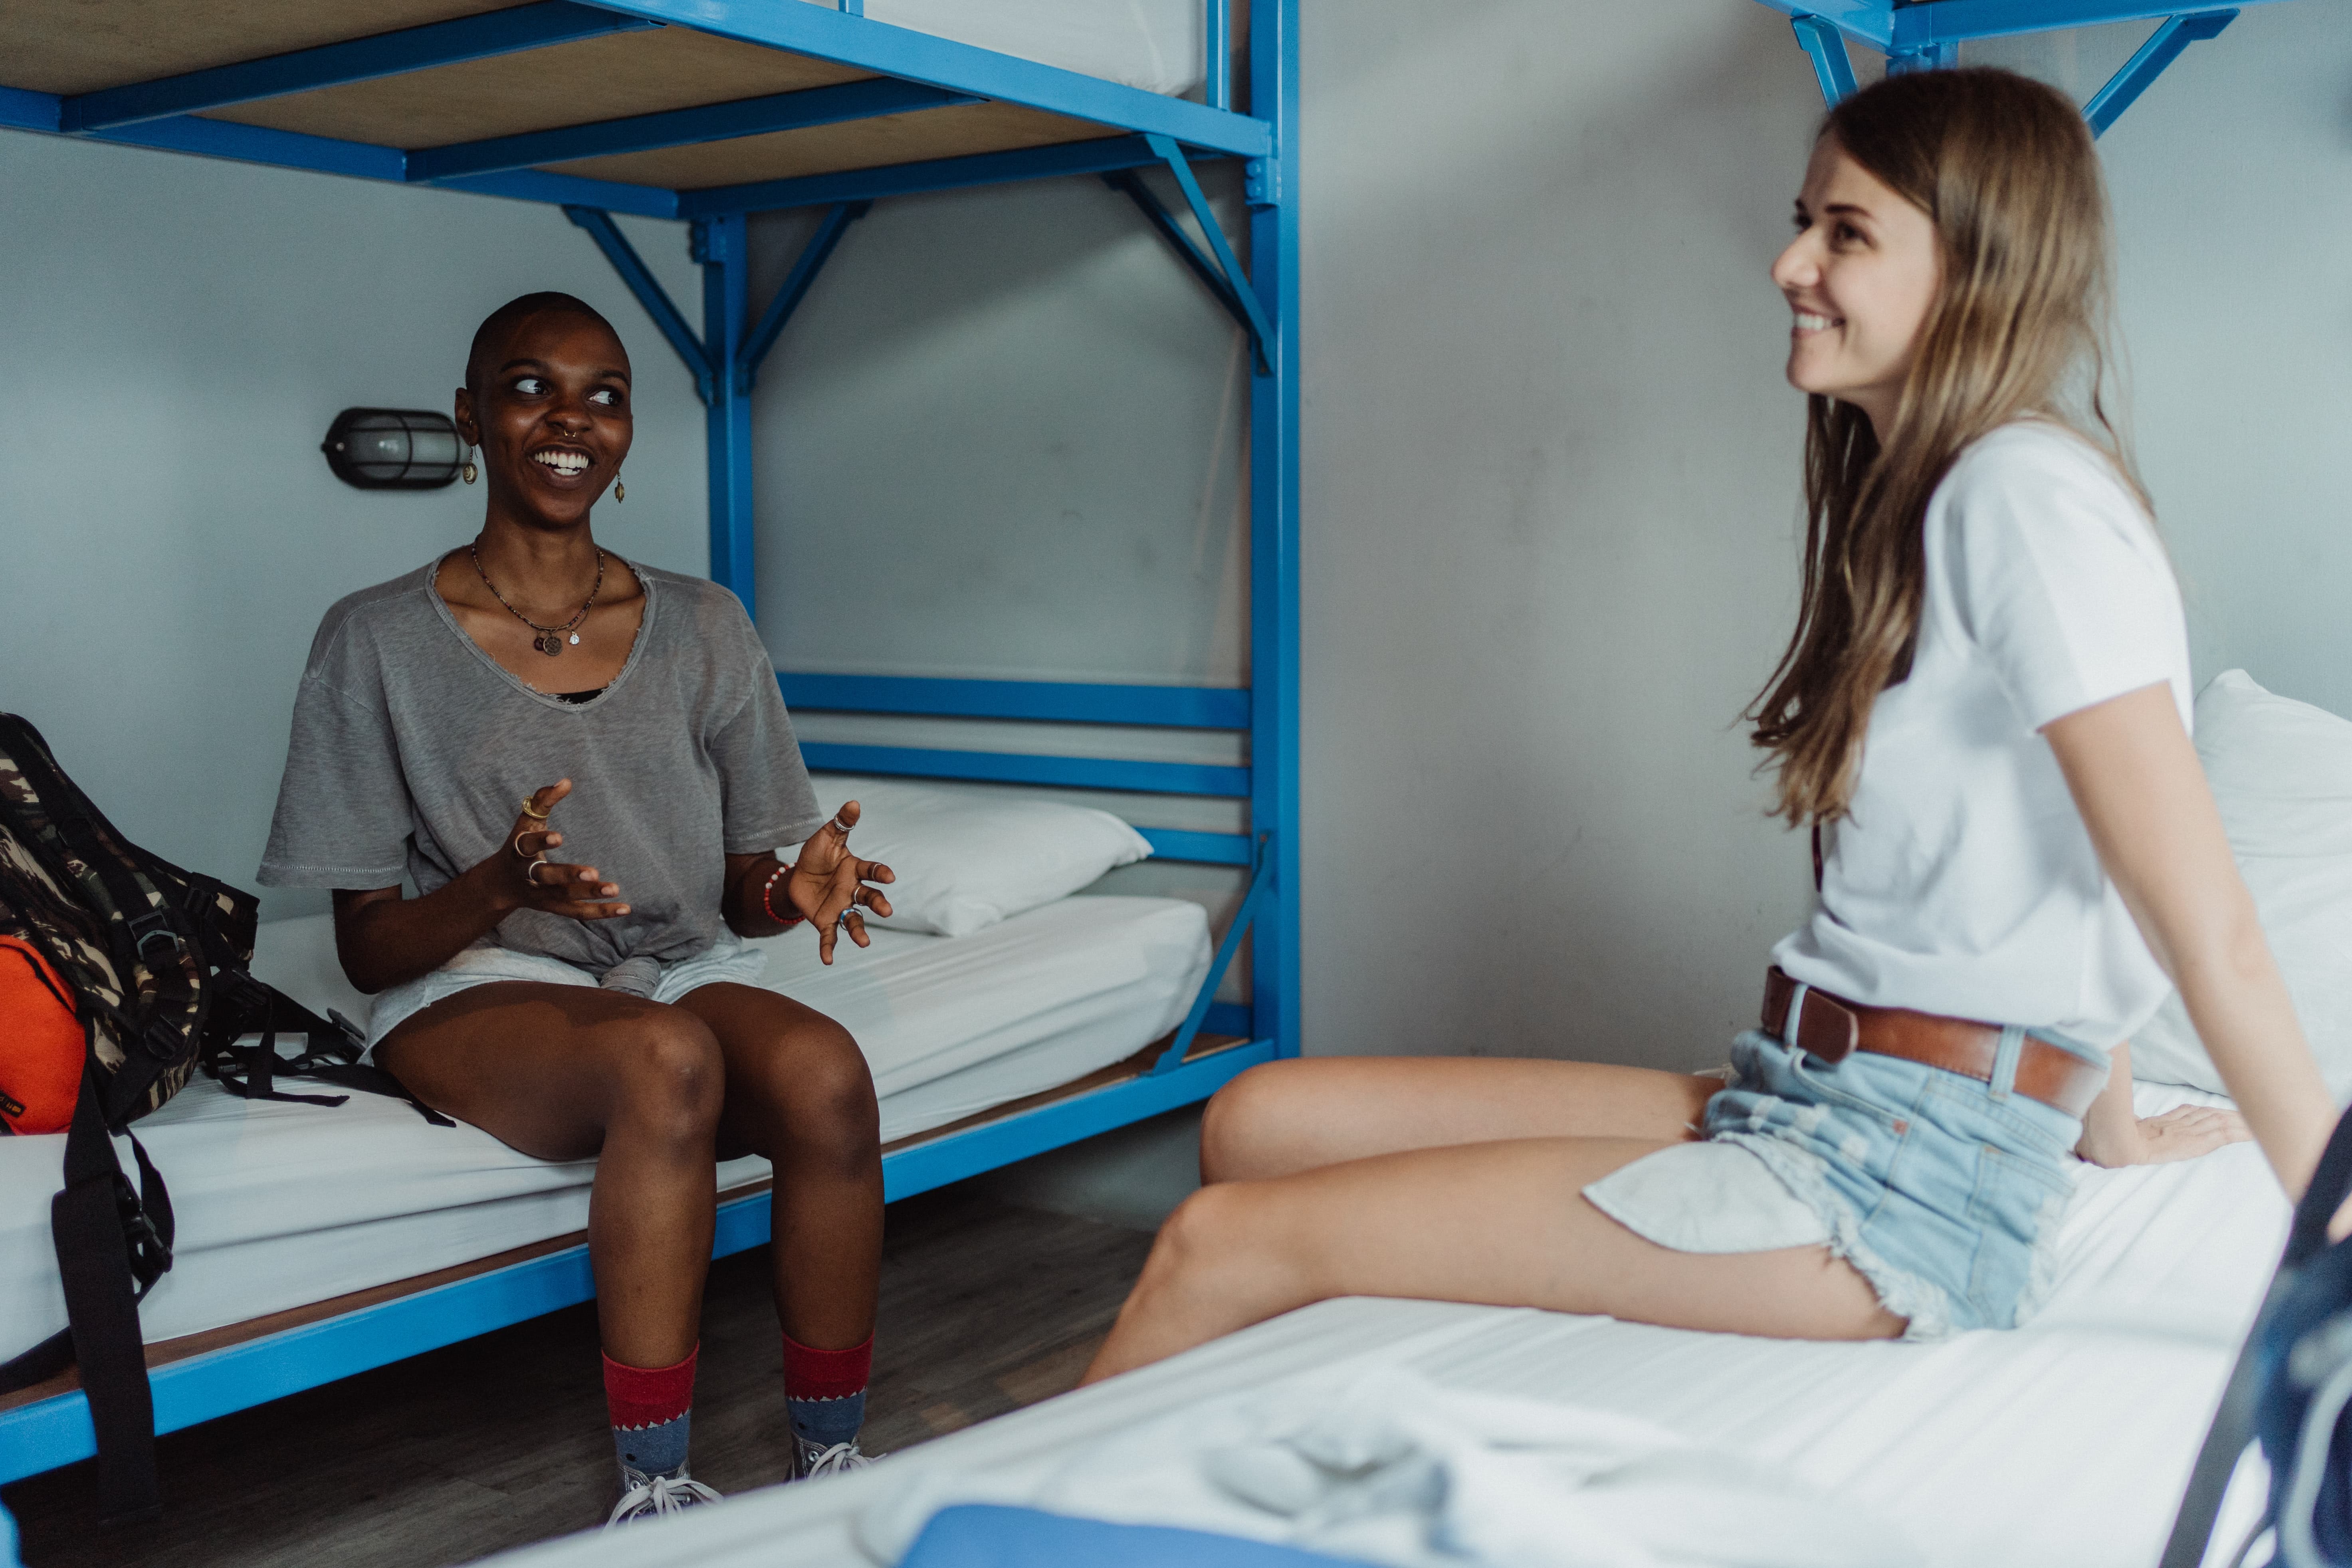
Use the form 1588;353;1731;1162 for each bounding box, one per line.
761;860;804;928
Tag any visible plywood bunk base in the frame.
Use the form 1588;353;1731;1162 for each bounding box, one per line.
0;1031;1268;1484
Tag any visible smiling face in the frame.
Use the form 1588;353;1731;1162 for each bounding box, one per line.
1770;135;1943;435
454;308;632;529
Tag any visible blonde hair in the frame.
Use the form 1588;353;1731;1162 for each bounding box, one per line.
1748;67;2144;825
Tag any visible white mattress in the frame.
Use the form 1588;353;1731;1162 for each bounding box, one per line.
481;1082;2290;1568
801;0;1210;98
0;896;1209;1346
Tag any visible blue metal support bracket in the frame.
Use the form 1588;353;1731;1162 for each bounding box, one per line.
409;79;975;185
1104;168;1265;372
2083;10;2237;137
57;2;658;133
740;202;870;393
1141;133;1275;375
563;206;714;403
1885;40;1961;73
1790;15;1860;105
1152;835;1272;1073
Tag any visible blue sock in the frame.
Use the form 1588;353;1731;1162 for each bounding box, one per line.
613;1410;692;1479
787;1390;865;1452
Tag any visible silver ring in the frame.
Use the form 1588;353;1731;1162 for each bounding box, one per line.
830;815;855;836
524;856;551;886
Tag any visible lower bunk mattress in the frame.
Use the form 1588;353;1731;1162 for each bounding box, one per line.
0;894;1210;1347
482;1082;2287;1568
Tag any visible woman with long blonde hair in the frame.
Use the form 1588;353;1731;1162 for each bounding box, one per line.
1083;67;2338;1377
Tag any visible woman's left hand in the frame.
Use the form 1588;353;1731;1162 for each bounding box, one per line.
786;800;896;964
2078;1104;2251;1168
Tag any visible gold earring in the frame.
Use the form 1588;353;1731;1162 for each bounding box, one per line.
460;442;478;485
613;473;625;504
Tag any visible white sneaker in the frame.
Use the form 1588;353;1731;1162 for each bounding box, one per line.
792;1438;877;1481
604;1465;723;1528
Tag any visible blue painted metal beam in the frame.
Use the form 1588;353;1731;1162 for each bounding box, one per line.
11;101;679;217
881;1040;1274;1199
740;201;869;392
0;1044;1272;1485
575;0;1272;159
1752;0;2291;51
408;78;973;185
2083;10;2236;137
696;213;759;609
1145;133;1273;375
0;84;61;133
564;206;713;400
58;3;657;133
677;133;1170;218
1135;828;1254;866
1153;840;1270;1072
1205;0;1234;112
1246;0;1301;1060
799;743;1251;798
1203;1002;1253;1039
778;672;1250;730
1791;15;1860;105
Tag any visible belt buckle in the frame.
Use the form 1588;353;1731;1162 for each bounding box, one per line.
1785;983;1860;1066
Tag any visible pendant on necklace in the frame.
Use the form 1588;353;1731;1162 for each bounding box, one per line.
537;634;562;656
569;632;581;645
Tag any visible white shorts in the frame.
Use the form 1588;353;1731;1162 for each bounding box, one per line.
363;932;773;1054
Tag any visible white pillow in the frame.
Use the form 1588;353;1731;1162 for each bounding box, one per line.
2131;670;2352;1099
788;777;1153;938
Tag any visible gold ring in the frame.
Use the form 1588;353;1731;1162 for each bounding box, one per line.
519;797;552;821
513;832;541;860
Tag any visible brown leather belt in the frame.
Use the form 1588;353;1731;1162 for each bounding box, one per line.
1761;967;2106;1120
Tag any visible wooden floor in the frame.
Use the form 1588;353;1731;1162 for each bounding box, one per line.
1;1188;1156;1568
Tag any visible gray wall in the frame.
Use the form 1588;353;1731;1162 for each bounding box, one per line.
2;3;2346;1223
0;133;709;921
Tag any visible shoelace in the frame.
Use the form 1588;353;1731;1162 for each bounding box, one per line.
604;1467;724;1528
798;1441;875;1480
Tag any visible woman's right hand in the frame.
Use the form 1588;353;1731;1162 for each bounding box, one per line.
490;779;630;921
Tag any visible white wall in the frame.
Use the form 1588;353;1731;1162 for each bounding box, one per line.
0;133;709;921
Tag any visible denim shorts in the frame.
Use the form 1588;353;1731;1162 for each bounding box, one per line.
1591;1027;2104;1339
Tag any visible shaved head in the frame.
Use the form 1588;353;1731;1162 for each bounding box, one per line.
465;292;618;393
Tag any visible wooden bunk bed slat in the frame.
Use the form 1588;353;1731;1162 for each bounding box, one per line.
550;101;1119;192
202;26;873;151
0;0;524;97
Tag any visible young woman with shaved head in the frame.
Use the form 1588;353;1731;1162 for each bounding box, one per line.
260;293;891;1523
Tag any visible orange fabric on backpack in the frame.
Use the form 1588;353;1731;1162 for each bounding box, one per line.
0;934;82;1134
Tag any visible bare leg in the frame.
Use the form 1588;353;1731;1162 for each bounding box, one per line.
376;983;722;1368
1083;1136;1900;1384
673;983;882;1350
1201;1057;1720;1183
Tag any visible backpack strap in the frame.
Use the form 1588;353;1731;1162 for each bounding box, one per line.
0;1068;172;1523
200;977;453;1127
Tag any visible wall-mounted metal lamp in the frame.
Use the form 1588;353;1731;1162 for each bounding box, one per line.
321;408;463;490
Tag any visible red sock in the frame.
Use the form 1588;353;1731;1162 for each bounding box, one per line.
781;1332;872;1401
603;1345;698;1430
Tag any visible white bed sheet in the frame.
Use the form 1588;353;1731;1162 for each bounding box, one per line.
797;0;1210;97
0;896;1208;1346
483;1083;2288;1568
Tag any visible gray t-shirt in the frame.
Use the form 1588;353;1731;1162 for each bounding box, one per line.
258;557;824;973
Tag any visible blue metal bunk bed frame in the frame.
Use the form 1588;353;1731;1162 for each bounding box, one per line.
1754;0;2293;125
0;0;1298;1486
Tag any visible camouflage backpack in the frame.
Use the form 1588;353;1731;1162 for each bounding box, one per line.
0;711;442;1522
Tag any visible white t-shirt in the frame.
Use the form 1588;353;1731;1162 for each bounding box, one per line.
1771;421;2191;1051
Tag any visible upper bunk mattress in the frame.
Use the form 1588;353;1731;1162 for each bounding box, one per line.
0;894;1209;1346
